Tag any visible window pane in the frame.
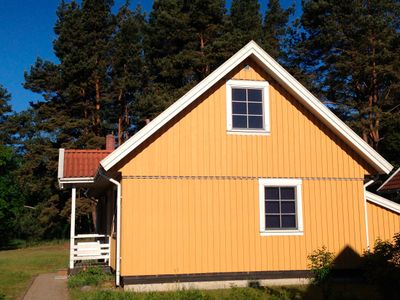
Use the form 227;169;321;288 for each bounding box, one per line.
232;102;247;114
232;88;246;101
248;116;263;129
281;201;296;213
280;187;295;200
248;103;263;115
265;201;279;213
265;187;279;199
282;215;296;228
248;89;262;102
232;115;247;128
266;215;280;228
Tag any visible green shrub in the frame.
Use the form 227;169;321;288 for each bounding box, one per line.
0;293;5;300
307;246;334;284
362;233;400;299
68;267;111;288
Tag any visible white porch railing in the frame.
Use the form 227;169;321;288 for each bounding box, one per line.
70;234;110;268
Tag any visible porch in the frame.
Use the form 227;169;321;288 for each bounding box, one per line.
68;185;117;271
58;136;121;285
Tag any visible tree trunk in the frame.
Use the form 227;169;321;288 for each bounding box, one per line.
81;88;89;135
368;36;380;150
199;33;210;77
117;89;123;146
91;207;97;233
95;78;101;135
124;104;129;141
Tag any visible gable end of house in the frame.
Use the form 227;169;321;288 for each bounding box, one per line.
100;41;392;175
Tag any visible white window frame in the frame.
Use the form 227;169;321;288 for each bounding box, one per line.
258;178;304;236
226;79;270;135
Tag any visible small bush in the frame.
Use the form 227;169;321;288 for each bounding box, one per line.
0;293;5;300
362;233;400;298
307;246;334;284
68;267;111;288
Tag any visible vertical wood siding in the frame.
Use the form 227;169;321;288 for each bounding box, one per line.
119;59;372;179
110;237;116;270
117;58;377;276
367;202;400;246
120;179;366;276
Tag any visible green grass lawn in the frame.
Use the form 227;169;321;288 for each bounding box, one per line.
69;277;382;300
69;283;383;300
0;241;68;299
0;243;386;300
70;286;306;300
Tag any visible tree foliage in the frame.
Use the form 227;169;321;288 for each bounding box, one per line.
262;0;294;61
1;0;400;243
298;0;400;152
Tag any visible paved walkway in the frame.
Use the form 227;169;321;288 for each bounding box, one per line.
23;272;69;300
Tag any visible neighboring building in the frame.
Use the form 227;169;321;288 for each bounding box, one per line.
378;167;400;192
58;41;400;290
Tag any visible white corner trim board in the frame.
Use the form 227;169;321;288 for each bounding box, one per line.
100;41;393;174
365;191;400;214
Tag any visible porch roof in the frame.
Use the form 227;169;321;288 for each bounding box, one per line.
58;149;112;187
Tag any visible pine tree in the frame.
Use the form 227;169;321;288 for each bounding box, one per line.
53;0;115;145
20;0;118;239
230;0;262;44
142;0;226;120
298;0;400;151
186;0;226;78
262;0;293;61
109;3;146;145
213;0;262;63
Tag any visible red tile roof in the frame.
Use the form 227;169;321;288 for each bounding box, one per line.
379;167;400;191
62;150;112;178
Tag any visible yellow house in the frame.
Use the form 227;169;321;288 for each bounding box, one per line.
58;41;400;289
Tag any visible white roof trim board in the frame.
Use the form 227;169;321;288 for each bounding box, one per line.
100;41;393;174
58;148;65;180
377;167;400;191
366;191;400;214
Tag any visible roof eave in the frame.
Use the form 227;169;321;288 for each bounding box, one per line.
58;177;95;189
249;47;393;174
366;191;400;214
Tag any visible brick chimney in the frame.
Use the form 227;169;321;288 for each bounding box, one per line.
106;134;115;151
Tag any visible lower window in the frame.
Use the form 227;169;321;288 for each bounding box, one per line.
258;178;303;236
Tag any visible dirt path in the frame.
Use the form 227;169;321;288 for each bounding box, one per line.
23;273;68;300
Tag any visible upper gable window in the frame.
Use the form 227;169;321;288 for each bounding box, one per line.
226;80;270;135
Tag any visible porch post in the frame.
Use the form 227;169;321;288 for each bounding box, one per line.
69;186;76;269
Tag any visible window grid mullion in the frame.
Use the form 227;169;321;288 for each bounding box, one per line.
278;187;282;228
294;190;298;228
246;89;249;128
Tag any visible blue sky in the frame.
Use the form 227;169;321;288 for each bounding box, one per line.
0;0;300;112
